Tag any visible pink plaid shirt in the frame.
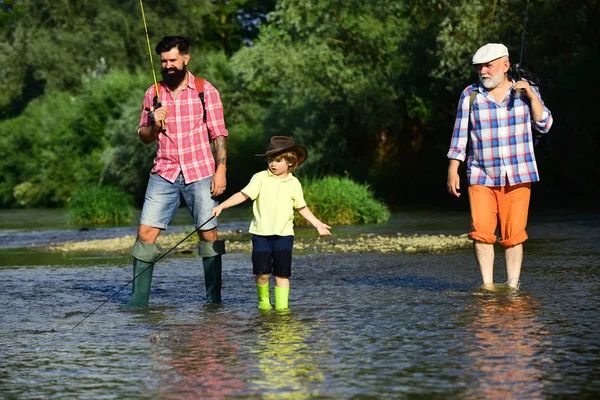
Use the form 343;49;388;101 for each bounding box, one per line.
139;72;229;184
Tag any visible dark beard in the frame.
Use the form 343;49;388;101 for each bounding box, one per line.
161;65;187;90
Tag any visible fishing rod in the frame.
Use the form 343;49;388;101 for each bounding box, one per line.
72;216;215;329
518;0;530;69
506;0;550;147
139;0;162;126
508;0;530;82
508;0;546;88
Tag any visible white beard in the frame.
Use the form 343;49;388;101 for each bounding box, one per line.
479;71;505;89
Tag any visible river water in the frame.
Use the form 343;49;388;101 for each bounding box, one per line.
1;208;599;398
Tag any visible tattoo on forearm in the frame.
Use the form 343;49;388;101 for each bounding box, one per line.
214;136;227;166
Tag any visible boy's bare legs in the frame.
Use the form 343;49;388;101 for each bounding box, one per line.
505;243;523;289
256;274;270;285
474;241;494;287
275;277;290;288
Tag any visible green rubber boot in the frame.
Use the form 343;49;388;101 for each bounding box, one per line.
122;239;162;309
274;286;290;310
256;282;272;310
198;240;226;303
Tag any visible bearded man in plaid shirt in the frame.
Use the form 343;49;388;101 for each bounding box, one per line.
446;43;553;290
123;36;229;308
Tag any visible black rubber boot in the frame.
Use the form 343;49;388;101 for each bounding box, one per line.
121;239;161;309
198;240;226;303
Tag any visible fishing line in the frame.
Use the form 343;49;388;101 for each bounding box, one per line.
72;216;215;329
518;0;530;67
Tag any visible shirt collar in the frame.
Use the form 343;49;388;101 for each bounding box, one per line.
476;80;517;102
186;71;197;90
266;168;294;181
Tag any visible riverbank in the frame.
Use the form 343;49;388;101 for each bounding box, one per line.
46;230;471;254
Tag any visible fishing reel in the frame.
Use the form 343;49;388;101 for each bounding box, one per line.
144;95;162;127
508;63;540;87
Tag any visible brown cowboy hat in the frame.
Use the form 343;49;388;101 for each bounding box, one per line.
255;136;308;165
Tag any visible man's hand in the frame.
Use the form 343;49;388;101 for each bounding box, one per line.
447;159;461;197
151;106;168;131
514;79;544;121
514;79;535;99
211;166;226;196
139;105;168;144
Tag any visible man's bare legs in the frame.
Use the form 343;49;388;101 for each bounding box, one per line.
505;243;523;289
474;241;523;290
137;224;161;243
474;241;494;287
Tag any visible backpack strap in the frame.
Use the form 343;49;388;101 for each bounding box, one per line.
196;77;207;123
466;86;478;159
469;89;478;111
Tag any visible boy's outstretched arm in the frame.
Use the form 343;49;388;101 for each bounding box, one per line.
297;206;331;236
212;192;249;217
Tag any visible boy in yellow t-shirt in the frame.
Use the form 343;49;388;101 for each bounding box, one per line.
212;136;331;310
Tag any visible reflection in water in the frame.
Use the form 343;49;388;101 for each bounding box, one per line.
150;314;248;399
252;312;323;399
464;293;550;399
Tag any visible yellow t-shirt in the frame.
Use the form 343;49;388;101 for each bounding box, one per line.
241;169;307;236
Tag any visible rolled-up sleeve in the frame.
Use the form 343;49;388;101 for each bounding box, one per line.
447;89;471;162
532;86;553;134
204;82;229;140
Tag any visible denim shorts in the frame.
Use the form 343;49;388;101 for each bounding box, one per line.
139;173;218;231
251;235;294;278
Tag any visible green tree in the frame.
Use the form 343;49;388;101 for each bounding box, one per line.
231;0;435;200
0;70;148;207
0;0;276;118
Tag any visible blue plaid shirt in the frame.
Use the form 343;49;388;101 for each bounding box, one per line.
447;82;553;186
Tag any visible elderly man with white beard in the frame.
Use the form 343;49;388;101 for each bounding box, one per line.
446;43;553;290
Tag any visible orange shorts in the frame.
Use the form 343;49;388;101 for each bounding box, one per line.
468;183;531;247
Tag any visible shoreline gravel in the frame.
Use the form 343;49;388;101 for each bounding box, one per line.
46;231;471;255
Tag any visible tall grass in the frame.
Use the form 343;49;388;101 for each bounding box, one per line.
297;176;390;226
68;185;135;225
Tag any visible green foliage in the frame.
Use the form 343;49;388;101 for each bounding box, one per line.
199;51;269;193
13;182;46;207
100;95;156;206
0;92;78;207
0;70;149;207
0;0;275;118
0;0;598;210
298;176;390;226
230;0;432;195
68;185;134;225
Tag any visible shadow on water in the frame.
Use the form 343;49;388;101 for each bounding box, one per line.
1;210;600;398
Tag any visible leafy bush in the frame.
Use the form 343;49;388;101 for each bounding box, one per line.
68;185;135;225
12;182;48;207
297;176;390;226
